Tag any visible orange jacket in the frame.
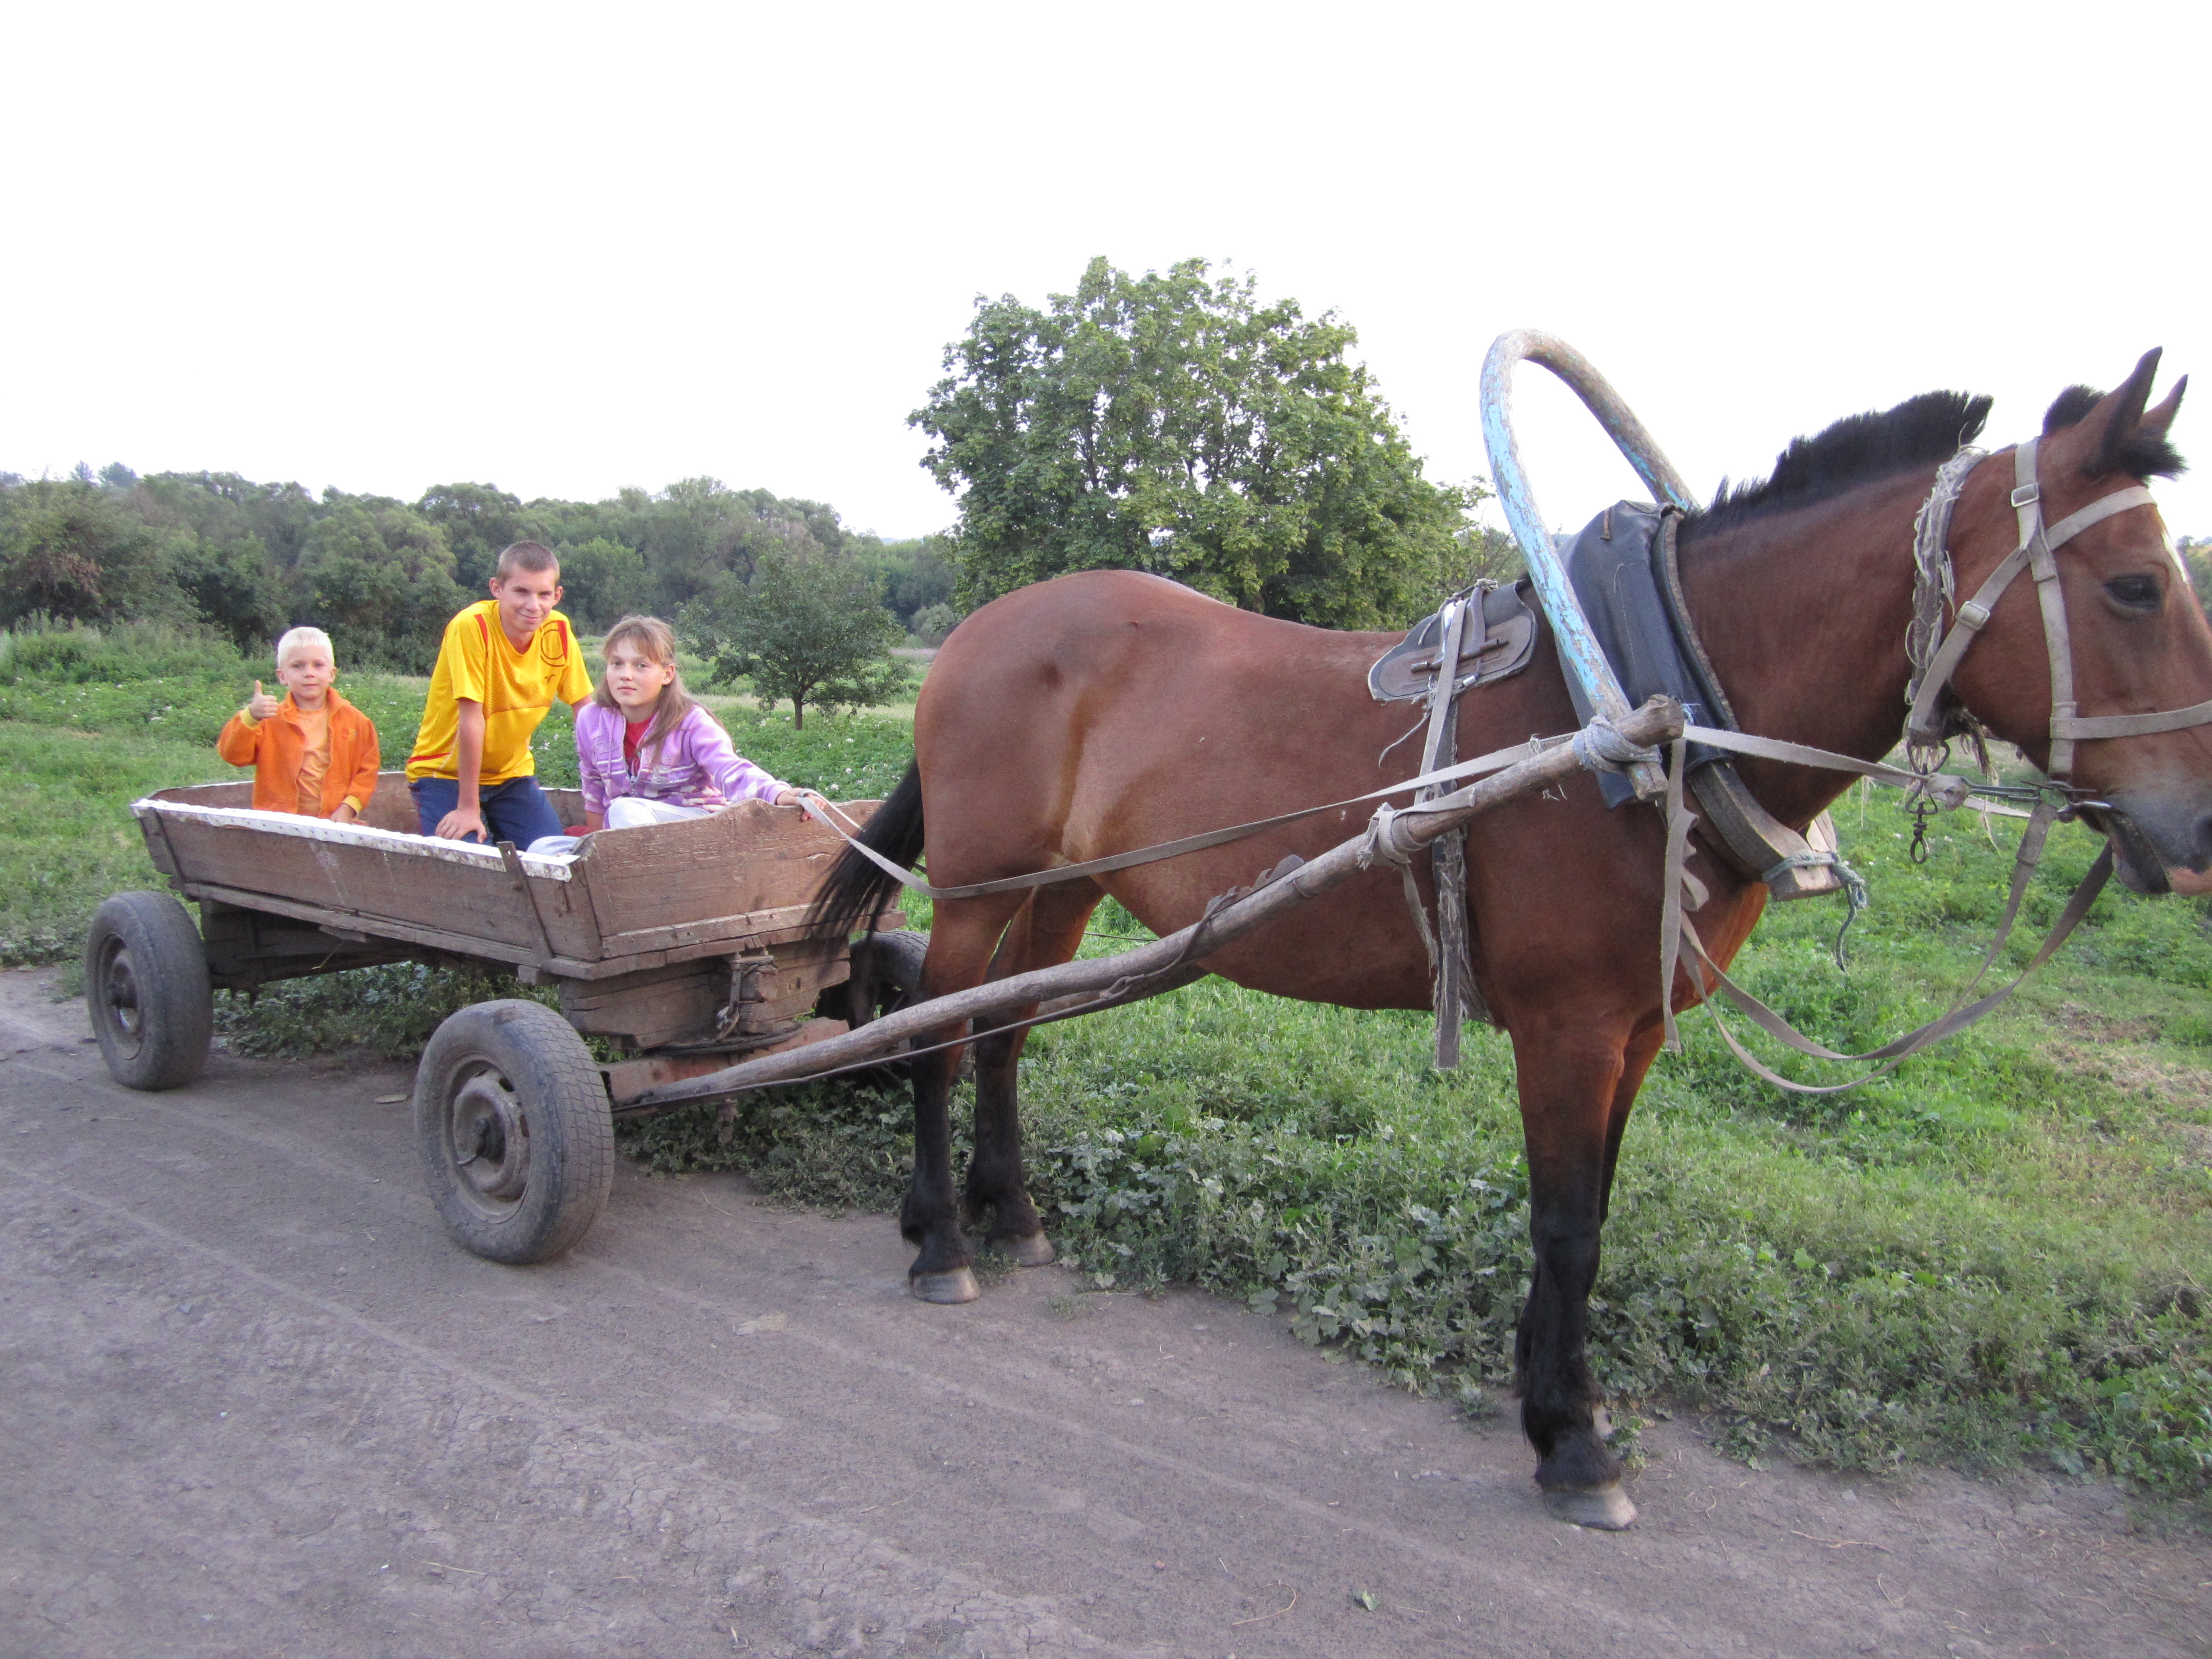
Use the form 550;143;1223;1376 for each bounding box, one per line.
216;688;381;817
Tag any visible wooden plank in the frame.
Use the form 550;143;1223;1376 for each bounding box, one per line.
576;798;877;940
562;960;727;1048
604;1019;849;1109
152;813;601;960
181;882;538;972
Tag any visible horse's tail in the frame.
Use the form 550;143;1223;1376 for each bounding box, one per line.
809;759;925;939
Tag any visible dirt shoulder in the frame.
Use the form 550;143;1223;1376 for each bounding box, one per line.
3;966;2205;1658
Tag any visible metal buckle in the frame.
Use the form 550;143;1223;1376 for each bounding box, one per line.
2009;482;2041;508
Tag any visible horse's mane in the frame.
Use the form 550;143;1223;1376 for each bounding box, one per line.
2041;384;2187;479
1688;390;1993;533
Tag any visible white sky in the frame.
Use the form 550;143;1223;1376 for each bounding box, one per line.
6;1;2207;543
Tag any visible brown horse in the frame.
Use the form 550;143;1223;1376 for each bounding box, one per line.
814;352;2201;1526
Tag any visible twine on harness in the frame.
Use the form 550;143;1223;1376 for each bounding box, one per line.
1572;715;1661;776
1359;800;1444;998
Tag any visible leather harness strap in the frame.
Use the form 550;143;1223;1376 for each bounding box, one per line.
1905;436;2173;773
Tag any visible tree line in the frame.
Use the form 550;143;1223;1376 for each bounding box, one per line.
0;465;954;673
5;256;1529;690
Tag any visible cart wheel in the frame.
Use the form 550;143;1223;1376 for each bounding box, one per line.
846;928;928;1025
413;999;613;1264
83;891;214;1091
836;929;936;1084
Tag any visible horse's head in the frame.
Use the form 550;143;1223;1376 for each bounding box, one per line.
1946;350;2206;894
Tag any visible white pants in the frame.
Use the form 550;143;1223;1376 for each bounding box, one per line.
605;796;714;830
527;797;716;856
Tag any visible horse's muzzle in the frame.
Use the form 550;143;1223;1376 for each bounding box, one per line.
2082;799;2212;896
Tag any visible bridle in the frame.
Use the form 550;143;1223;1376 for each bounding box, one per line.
1903;435;2212;792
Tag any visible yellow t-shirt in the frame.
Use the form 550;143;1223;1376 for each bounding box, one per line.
406;601;594;784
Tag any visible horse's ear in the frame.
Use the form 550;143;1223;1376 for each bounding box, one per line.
2091;348;2163;476
2138;375;2187;448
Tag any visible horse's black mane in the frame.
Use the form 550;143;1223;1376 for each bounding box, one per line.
1689;391;1992;532
2042;384;2187;479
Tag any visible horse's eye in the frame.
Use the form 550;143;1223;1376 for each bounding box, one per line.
2103;573;2162;611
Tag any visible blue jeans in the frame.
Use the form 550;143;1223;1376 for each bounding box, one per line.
409;776;566;848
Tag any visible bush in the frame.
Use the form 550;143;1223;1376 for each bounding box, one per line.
910;603;960;647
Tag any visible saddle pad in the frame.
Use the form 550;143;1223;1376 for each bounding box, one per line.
1367;581;1540;704
1561;502;1730;809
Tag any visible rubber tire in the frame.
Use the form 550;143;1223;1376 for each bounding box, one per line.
413;999;613;1265
849;928;928;1022
83;890;214;1091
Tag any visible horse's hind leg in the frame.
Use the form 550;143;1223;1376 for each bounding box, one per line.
1509;1018;1663;1530
903;891;1029;1304
965;882;1101;1263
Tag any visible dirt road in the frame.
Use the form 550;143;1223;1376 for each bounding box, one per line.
3;966;2204;1658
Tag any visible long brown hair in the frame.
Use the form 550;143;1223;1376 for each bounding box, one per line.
593;615;698;764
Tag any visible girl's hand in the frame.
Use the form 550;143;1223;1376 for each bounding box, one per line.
774;787;814;808
247;680;280;721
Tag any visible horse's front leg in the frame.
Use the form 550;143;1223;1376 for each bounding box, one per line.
1510;1019;1662;1530
963;883;1097;1265
964;1016;1055;1265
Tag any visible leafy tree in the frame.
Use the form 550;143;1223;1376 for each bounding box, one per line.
295;498;466;670
417;481;532;591
165;530;289;649
857;533;956;625
550;536;650;629
910;602;961;646
911;257;1472;629
0;479;186;626
680;548;905;729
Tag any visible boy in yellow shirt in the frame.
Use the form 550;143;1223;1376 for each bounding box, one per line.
405;541;594;845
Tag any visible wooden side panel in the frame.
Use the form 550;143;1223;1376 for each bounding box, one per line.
139;784;876;971
573;799;880;956
150;815;601;959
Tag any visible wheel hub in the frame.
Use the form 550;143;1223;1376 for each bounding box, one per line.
100;944;144;1049
447;1068;530;1205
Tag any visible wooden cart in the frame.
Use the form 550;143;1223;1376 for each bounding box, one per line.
88;774;913;1264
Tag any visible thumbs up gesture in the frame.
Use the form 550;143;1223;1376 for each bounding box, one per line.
247;679;280;721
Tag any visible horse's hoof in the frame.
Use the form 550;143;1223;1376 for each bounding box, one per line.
911;1268;981;1305
1542;1485;1638;1530
1000;1232;1056;1268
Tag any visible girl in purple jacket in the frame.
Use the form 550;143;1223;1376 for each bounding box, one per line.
533;616;805;851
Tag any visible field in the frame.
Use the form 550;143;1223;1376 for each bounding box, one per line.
4;622;2207;1507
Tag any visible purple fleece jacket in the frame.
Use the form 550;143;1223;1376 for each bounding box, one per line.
573;700;787;817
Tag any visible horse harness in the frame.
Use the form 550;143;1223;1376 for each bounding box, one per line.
1905;436;2212;790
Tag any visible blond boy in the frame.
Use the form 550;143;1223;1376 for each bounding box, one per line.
405;541;593;844
216;627;381;819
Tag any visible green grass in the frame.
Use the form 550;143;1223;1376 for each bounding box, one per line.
8;621;2209;1503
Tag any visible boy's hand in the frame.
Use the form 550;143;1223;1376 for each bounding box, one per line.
247;680;280;721
435;804;487;842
